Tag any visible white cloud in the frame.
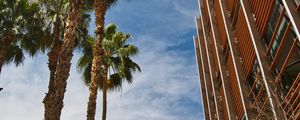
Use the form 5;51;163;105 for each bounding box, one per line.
0;35;202;120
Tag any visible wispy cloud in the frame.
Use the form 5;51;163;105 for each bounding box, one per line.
0;0;203;119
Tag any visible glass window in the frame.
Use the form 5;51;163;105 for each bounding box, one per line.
263;0;283;45
270;16;289;59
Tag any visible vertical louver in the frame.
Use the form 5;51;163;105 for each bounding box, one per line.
227;55;245;119
249;0;275;37
235;9;256;79
194;37;210;119
226;0;236;14
220;86;229;120
215;0;228;49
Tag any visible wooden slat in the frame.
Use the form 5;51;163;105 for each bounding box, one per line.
220;86;229;120
248;0;275;37
261;0;275;36
198;17;218;118
227;55;245;120
226;0;236;14
215;0;227;49
202;0;210;24
210;31;219;70
250;0;255;13
235;9;256;79
194;36;211;119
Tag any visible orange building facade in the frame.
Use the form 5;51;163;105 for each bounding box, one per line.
193;0;300;119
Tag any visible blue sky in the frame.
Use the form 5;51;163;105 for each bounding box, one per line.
0;0;202;119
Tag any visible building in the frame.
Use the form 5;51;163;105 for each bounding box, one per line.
193;0;300;119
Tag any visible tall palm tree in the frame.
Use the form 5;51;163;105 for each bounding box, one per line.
101;23;140;120
88;0;118;120
80;24;141;120
39;0;69;100
38;0;92;87
40;1;91;117
42;0;83;119
0;0;45;74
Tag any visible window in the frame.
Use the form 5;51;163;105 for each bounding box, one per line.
269;16;289;59
263;0;283;45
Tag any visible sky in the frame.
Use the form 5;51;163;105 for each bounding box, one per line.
0;0;202;119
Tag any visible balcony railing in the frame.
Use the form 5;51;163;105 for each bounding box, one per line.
281;73;300;119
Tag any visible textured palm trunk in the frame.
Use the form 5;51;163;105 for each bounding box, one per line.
102;64;108;120
86;1;107;120
0;33;15;74
43;21;62;104
43;0;83;119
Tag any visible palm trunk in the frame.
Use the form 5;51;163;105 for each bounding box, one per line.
0;33;15;74
102;64;108;120
43;21;61;104
43;0;82;119
86;1;107;120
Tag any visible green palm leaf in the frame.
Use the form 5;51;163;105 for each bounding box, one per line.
77;23;141;91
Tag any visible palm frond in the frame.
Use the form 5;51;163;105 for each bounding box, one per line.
104;23;117;40
77;55;92;72
117;44;139;57
83;63;92;86
77;23;141;91
107;73;122;91
4;44;25;66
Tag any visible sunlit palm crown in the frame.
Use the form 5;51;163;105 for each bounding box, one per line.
0;0;46;65
77;23;141;91
38;0;91;49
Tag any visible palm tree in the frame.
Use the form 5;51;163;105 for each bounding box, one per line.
42;0;84;119
0;0;46;75
40;1;91;117
79;24;140;120
87;0;119;120
38;0;92;87
39;0;69;100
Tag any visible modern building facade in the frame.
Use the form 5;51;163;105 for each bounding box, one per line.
193;0;300;119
